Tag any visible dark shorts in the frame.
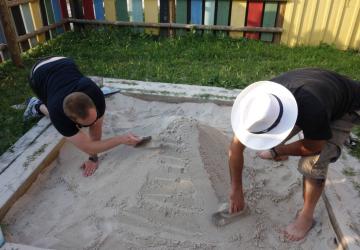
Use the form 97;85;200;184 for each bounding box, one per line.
298;112;360;179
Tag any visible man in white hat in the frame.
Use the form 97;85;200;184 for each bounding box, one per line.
229;68;360;241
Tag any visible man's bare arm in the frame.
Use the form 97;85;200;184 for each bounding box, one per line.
228;136;246;213
66;130;140;156
275;138;326;157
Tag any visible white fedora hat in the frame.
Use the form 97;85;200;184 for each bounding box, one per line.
231;81;298;150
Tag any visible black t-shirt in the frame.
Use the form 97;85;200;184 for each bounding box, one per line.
271;68;360;140
32;58;106;137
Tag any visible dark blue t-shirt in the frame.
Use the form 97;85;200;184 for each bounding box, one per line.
32;58;105;137
271;68;360;140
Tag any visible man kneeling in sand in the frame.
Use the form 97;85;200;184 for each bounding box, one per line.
228;68;360;241
24;56;145;177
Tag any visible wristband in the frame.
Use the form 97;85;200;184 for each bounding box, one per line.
270;147;279;159
89;155;98;162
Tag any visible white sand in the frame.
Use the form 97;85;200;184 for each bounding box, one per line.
3;94;338;249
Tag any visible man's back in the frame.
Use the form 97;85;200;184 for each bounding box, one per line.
272;68;360;140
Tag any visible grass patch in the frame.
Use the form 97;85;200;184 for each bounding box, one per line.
1;27;360;155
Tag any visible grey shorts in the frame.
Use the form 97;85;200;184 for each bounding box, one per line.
298;112;360;179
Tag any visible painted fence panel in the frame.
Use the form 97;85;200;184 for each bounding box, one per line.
19;3;37;46
129;0;143;22
260;2;277;42
116;0;129;21
44;0;56;37
83;0;95;19
11;6;30;50
104;0;116;21
245;1;264;40
51;0;65;32
229;0;246;39
93;0;105;19
144;0;159;35
216;0;230;26
191;0;202;24
160;0;169;36
204;0;215;25
29;0;46;42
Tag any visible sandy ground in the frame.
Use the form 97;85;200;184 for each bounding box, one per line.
3;94;338;249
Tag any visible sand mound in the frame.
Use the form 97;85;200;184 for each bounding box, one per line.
3;95;337;249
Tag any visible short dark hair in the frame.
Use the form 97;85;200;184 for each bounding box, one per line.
63;92;95;120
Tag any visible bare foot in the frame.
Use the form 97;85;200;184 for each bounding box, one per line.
257;150;289;161
283;211;315;241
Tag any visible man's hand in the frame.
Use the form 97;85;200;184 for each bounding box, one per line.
229;188;245;213
81;160;99;177
121;133;142;146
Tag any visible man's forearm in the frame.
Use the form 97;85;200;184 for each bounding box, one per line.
229;139;245;190
89;118;103;157
275;140;322;157
85;135;125;155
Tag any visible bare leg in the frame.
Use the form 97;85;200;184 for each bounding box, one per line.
39;104;49;116
284;176;324;241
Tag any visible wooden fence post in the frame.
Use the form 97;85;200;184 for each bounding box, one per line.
0;0;23;67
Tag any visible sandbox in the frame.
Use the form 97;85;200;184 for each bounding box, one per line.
1;78;359;250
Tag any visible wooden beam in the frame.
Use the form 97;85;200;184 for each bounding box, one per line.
67;18;283;33
16;20;66;42
0;0;23;66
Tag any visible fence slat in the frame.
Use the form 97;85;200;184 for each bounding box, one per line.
176;0;187;23
144;0;159;35
160;0;169;36
115;0;129;21
51;0;65;32
19;3;37;46
29;0;46;42
129;0;143;22
175;0;187;35
104;0;116;21
298;0;317;45
229;0;246;38
204;0;215;25
44;0;56;37
39;0;50;39
10;6;30;50
216;0;230;25
82;0;95;19
93;0;105;20
335;0;360;50
273;1;285;43
191;0;202;24
260;2;277;42
349;7;360;49
245;1;264;40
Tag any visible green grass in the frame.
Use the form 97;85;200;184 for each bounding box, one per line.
1;27;360;155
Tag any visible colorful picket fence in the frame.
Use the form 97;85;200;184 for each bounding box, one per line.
0;0;359;64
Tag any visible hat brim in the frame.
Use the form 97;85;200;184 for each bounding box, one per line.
231;81;298;150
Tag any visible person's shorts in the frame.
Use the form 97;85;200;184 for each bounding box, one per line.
28;56;66;102
298;112;360;179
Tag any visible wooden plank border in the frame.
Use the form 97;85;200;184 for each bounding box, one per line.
0;124;65;220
